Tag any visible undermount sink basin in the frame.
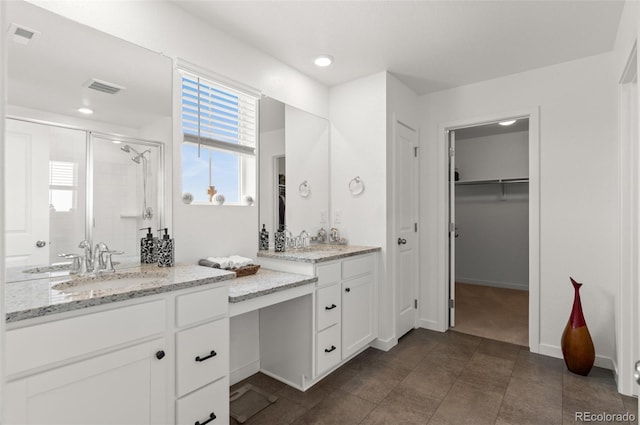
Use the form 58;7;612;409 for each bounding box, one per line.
52;270;169;293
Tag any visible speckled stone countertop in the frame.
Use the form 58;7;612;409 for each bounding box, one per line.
256;244;381;263
5;264;235;323
228;269;317;303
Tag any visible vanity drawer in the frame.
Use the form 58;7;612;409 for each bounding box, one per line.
316;283;340;331
176;285;227;328
316;262;340;286
342;254;374;280
316;324;341;376
176;376;229;425
176;318;228;397
6;300;166;376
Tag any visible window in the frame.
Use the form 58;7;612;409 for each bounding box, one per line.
49;160;77;212
180;71;257;205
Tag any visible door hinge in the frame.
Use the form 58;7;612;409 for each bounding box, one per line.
414;146;419;157
449;147;455;157
414;222;418;232
414;299;418;309
449;222;455;232
449;299;455;309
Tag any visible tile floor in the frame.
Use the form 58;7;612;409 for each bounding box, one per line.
230;329;638;425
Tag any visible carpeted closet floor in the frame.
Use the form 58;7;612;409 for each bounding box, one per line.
452;282;529;347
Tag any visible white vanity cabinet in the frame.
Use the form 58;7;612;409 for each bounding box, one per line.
258;249;378;389
4;282;230;425
4;300;169;425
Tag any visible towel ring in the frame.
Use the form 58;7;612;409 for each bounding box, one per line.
299;180;311;198
349;176;365;196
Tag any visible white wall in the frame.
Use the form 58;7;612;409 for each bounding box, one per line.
455;131;529;290
329;72;390;343
419;52;619;367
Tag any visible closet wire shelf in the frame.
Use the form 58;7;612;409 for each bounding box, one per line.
454;177;529;186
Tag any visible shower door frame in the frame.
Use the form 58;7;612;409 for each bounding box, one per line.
5;116;165;261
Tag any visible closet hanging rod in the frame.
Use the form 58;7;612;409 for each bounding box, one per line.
455;177;529;186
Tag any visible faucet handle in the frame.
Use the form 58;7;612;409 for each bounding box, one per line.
102;250;123;273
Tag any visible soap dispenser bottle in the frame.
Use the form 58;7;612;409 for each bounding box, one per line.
139;227;156;264
156;228;174;267
259;224;269;251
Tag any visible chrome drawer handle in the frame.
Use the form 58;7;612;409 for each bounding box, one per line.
195;412;216;425
325;345;337;353
195;350;217;362
325;304;337;310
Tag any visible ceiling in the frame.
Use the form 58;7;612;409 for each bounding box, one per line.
6;1;172;129
173;0;625;95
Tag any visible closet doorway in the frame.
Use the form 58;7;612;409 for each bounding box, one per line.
448;118;532;347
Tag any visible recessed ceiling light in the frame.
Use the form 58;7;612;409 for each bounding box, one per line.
314;55;334;67
499;119;516;126
77;107;94;115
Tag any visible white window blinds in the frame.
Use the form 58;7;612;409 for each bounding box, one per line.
181;72;257;156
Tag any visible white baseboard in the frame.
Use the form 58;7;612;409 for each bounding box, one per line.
456;278;529;291
538;343;614;370
418;318;446;332
371;336;397;352
230;359;260;386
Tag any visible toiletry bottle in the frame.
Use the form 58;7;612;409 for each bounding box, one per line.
139;227;156;264
259;224;269;250
156;228;174;267
274;227;286;252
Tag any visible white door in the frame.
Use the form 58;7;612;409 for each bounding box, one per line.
394;121;419;338
448;130;456;327
5;119;50;267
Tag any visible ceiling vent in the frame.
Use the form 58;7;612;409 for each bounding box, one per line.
8;23;40;45
84;78;126;95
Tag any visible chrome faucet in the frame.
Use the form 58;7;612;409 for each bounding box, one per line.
329;227;340;243
299;230;310;248
78;240;93;272
92;242;109;273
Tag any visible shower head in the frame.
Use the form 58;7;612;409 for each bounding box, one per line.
132;156;141;164
120;145;131;153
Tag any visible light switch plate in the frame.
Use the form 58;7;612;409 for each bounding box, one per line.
334;210;342;224
320;210;328;224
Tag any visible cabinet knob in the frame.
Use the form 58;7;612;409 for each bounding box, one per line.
155;350;165;360
345;287;351;293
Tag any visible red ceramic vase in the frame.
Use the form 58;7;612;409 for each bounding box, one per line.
561;277;595;376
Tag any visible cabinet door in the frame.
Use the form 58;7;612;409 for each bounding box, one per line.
5;340;168;425
342;274;375;359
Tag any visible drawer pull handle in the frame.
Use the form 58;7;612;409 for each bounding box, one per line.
155;350;165;360
195;412;216;425
325;345;337;353
325;304;337;310
195;350;217;362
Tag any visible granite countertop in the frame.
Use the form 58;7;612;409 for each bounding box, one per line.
256;244;381;263
228;268;317;303
5;264;235;323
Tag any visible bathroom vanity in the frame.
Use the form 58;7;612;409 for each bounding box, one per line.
254;245;381;390
4;265;234;425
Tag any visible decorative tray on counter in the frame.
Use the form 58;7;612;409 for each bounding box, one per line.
227;264;260;278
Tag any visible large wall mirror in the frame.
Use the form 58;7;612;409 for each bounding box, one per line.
4;1;172;277
259;97;329;244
